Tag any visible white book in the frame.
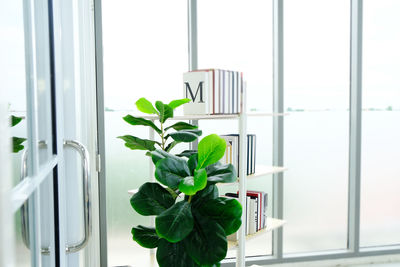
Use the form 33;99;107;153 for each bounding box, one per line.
214;69;220;114
246;196;250;235
227;71;232;114
183;71;212;115
249;198;257;234
219;135;238;173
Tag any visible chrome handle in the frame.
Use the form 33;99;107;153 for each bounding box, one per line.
20;141;50;255
64;140;91;253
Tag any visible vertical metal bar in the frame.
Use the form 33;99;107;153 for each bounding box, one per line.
272;0;284;259
348;0;363;253
93;0;108;265
188;0;199;149
51;0;68;264
149;123;156;256
23;0;42;265
0;104;15;267
237;85;247;267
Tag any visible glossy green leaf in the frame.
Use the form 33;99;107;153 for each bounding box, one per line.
131;225;160;248
136;97;158;114
165;121;198;131
13;137;26;153
130;182;175;216
118;135;157;151
11;115;23;127
198;197;242;236
123;115;161;134
155;157;190;189
168;129;202;143
206;163;237;184
176;150;197;158
178;168;207;196
168;98;191;109
165;141;179;152
187;154;198;175
183;213;227;265
189;184;219;209
147;149;181;165
155;101;173;123
156;239;199;267
156;201;194;243
197;134;226;169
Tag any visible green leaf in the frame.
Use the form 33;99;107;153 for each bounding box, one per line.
156;201;194;243
189;184;219;210
118;135;157;151
147;149;181;165
123;115;161;134
198;197;242;236
155;101;174;123
168;98;191;109
130;182;175;216
155;157;190;189
168;129;202;143
131;225;160;248
187;154;198;175
165;121;198;131
206;163;237;184
176;150;197;158
165;141;179;152
13;137;26;153
156;239;199;267
197;134;226;169
183;213;227;265
136;97;158;114
11;115;23;127
179;168;207;196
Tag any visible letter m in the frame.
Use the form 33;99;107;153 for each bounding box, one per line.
185;81;205;103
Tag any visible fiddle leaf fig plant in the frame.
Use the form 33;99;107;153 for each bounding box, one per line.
120;98;243;267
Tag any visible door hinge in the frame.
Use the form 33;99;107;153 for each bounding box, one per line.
96;154;101;172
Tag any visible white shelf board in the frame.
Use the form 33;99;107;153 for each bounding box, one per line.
219;165;287;186
139;112;287;121
128;189;139;196
228;217;286;248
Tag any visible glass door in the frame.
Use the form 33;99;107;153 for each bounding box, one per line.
0;0;100;266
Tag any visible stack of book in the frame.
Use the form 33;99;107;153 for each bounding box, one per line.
183;69;243;115
225;191;268;241
220;134;256;176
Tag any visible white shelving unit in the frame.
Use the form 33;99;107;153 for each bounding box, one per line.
128;89;287;266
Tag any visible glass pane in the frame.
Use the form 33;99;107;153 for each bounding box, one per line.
360;0;400;247
198;0;273;257
14;209;31;267
198;0;273;113
102;0;187;265
0;0;29;187
283;0;350;253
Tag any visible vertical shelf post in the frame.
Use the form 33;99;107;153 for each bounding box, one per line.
237;84;247;267
348;0;363;253
272;0;284;259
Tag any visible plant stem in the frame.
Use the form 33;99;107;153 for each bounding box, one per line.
160;122;165;150
188;195;193;203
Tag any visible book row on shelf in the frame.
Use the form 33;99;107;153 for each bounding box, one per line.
220;134;256;176
183;69;243;115
225;191;268;241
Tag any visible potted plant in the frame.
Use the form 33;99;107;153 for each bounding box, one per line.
119;98;242;267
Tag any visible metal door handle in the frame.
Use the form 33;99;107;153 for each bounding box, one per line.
20;141;50;255
20;140;91;254
64;140;91;253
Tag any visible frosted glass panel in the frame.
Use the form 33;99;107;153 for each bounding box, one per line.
360;0;400;247
283;0;349;253
102;0;187;265
198;0;273;112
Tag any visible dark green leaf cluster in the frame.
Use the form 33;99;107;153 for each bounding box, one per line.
118;98;201;152
120;98;242;266
11;115;26;153
130;135;241;266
